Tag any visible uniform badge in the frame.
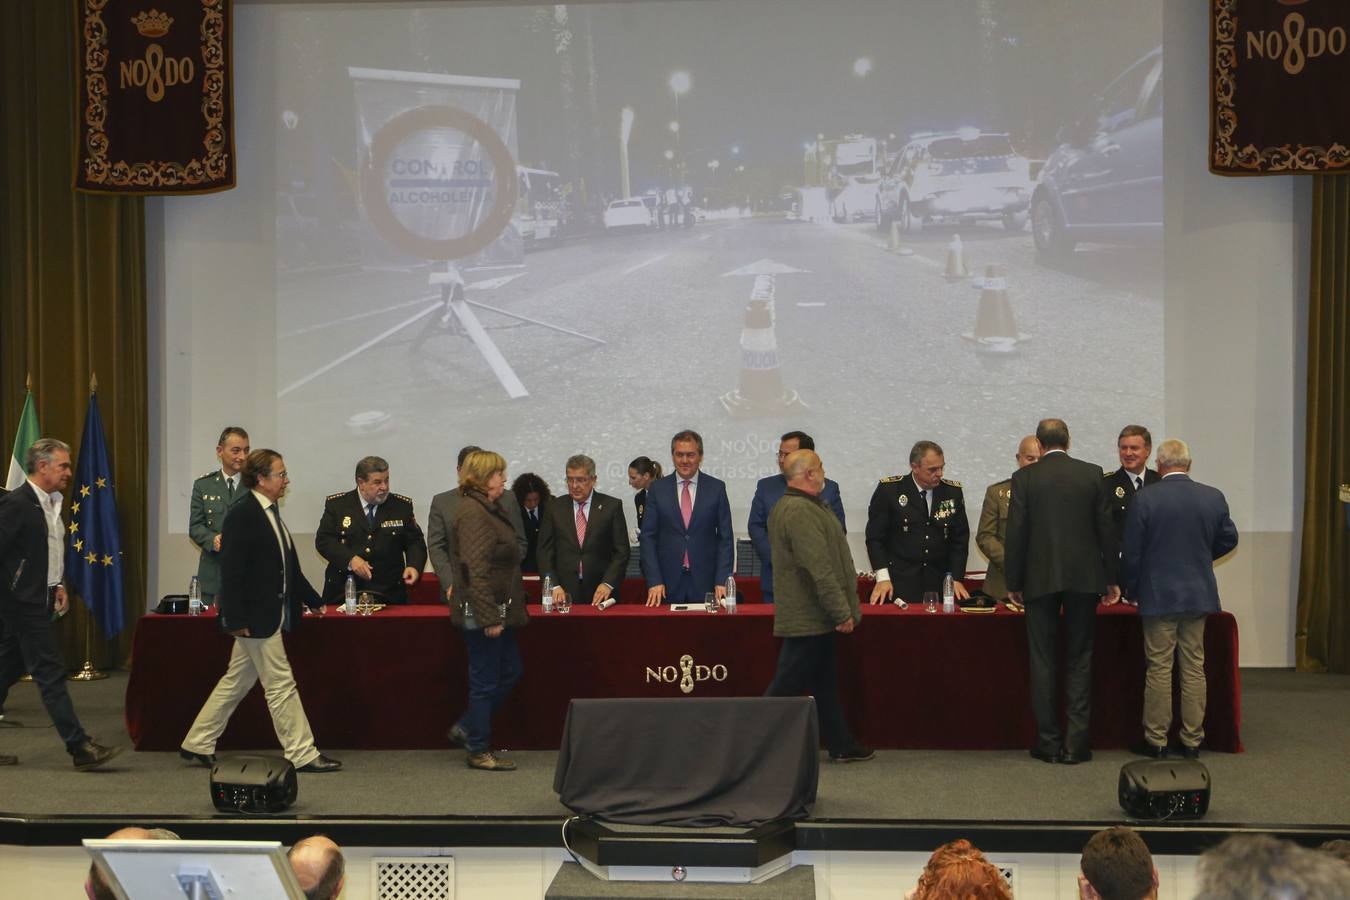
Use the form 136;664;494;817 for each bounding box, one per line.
898;494;909;507
1114;486;1126;499
342;515;352;528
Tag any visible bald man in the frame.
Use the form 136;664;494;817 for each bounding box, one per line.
976;435;1041;601
289;834;345;900
86;826;180;900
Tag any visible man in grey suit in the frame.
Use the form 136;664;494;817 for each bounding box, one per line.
427;445;527;602
1122;439;1238;759
538;454;629;606
1006;418;1119;765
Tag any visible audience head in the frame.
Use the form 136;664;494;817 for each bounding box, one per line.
628;455;662;490
1015;435;1041;469
1154;439;1192;474
906;839;1011;900
458;450;508;498
511;472;551;509
1319;839;1350;866
86;827;180;900
288;834;345;900
777;431;815;473
908;440;945;491
1117;425;1152;474
1036;418;1070;451
670;429;704;480
1078;826;1157;900
1195;834;1350;899
216;427;251;475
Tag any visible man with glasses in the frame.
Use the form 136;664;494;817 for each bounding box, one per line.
537;455;630;606
180;449;342;773
747;431;846;604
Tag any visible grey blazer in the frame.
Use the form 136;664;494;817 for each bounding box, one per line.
426;487;526;597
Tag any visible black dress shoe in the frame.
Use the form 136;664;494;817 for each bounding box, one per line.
1129;741;1168;759
1177;744;1201;760
1060;749;1093;765
1029;746;1062;764
0;754;17;766
297;754;343;773
829;745;876;763
72;741;123;771
447;724;468;749
179;748;217;767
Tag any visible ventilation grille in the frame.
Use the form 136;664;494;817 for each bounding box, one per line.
374;856;454;900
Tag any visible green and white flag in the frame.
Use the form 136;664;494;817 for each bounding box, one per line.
6;390;39;490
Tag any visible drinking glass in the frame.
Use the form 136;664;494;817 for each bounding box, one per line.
556;592;572;615
704;592;720;614
923;591;939;614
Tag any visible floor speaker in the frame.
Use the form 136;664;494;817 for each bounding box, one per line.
210;755;297;814
1118;758;1210;820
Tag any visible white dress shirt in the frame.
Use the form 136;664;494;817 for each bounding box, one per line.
30;479;64;587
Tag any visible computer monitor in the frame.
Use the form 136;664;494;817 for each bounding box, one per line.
82;839;306;900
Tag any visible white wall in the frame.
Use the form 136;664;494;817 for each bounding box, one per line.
146;0;1309;666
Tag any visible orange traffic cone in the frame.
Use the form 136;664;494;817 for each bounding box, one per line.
943;233;969;280
720;300;805;417
962;264;1028;353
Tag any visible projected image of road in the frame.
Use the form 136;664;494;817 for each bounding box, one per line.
267;0;1163;528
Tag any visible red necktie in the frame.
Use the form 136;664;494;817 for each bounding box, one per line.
681;480;693;568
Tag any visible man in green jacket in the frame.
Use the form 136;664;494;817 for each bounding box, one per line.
765;449;872;763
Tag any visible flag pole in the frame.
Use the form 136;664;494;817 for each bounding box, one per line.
69;372;108;682
18;373;36;683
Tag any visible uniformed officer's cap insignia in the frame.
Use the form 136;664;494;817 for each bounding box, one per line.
342;515;352;528
898;494;909;507
1114;486;1126;498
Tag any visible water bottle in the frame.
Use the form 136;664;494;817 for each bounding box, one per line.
344;574;357;615
541;575;554;614
724;576;737;615
942;572;955;614
188;576;202;616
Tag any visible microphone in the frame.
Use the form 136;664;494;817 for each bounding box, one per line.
597;598;617;610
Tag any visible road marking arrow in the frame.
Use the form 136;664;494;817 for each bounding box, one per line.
721;259;812;277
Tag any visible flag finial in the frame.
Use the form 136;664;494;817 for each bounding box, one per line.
25;372;31;391
90;372;98;393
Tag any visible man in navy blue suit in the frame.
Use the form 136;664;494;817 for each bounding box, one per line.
641;430;734;605
747;431;845;603
1122;439;1238;760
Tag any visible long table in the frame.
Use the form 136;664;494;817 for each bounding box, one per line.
126;604;1241;753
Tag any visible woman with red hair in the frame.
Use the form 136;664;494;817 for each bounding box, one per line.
906;839;1012;900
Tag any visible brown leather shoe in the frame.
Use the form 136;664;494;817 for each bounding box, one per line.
72;741;122;771
466;751;516;771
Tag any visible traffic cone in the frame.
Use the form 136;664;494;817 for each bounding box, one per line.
888;220;913;256
962;264;1028;353
943;233;969;280
720;300;805;417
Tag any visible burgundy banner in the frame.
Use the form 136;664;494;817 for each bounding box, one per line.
76;0;234;194
1212;0;1350;175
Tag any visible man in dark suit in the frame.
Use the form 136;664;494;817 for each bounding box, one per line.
747;431;845;604
180;449;341;773
538;454;630;605
426;445;526;603
865;440;970;605
1005;418;1119;765
641;430;734;605
189;426;251;604
1123;439;1238;759
315;456;427;604
1105;425;1160;557
0;439;120;769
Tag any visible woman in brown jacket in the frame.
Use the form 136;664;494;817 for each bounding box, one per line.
448;450;529;771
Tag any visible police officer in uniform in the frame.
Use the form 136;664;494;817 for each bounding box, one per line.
1104;425;1159;601
315;456;427;604
189;427;251;604
866;440;971;605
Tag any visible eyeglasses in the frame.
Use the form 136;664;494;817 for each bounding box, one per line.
265;470;289;480
565;476;595;485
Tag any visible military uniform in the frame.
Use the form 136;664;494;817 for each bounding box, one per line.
1104;467;1158;600
975;478;1012;598
315;490;428;604
189;469;250;600
865;473;970;603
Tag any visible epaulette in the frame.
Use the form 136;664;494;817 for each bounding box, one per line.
198;470;219;480
326;490;348;501
879;474;904;483
1102;469;1114;478
991;476;1011;485
392;493;414;504
941;477;962;488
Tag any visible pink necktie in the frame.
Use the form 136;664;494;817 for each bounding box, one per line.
575;503;588;577
681;480;693;567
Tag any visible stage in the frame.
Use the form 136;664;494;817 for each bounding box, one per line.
1;669;1347;855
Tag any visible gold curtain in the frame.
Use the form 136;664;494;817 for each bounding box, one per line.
1;0;147;668
1297;175;1350;673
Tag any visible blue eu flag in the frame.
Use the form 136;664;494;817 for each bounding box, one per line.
64;393;125;638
